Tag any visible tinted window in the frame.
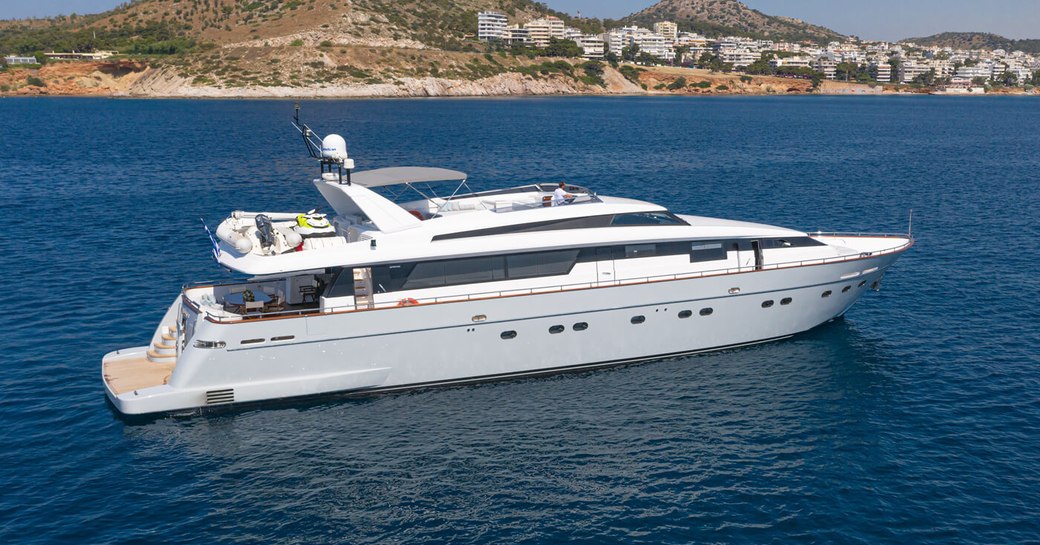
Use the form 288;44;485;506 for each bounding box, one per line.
625;244;656;258
549;325;565;334
780;297;793;305
325;267;356;298
821;290;832;298
690;241;727;263
573;322;589;331
700;308;713;316
506;250;579;279
373;263;414;293
610;212;687;226
762;300;774;308
501;330;517;340
678;310;693;319
631;315;646;324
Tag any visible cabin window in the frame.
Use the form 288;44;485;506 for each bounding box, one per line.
678;310;693;319
573;322;589;331
690;241;727;263
822;290;832;298
625;244;657;258
325;267;356;298
549;325;565;334
858;280;867;287
506;250;579;279
780;297;793;305
842;285;851;293
700;308;714;316
762;300;774;308
631;315;646;324
500;330;517;340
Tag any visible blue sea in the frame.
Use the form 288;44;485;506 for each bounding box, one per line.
1;95;1038;544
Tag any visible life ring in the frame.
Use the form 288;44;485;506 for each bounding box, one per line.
397;298;419;307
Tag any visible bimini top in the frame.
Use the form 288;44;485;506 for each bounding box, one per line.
351;167;467;188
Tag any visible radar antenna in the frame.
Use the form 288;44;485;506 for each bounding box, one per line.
292;103;355;185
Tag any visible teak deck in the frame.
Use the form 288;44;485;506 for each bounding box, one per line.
104;356;175;395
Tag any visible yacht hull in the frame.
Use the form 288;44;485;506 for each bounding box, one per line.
104;249;903;416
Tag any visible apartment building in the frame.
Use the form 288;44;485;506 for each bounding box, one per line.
477;12;508;41
526;16;565;48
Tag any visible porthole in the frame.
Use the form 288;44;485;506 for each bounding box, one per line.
780;297;793;305
270;335;295;342
858;280;867;287
678;310;693;319
548;325;565;334
761;300;774;308
573;322;589;331
500;330;517;340
842;285;851;293
631;315;646;324
821;290;832;298
700;308;713;316
240;338;264;345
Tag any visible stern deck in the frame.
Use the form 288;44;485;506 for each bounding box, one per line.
103;356;175;395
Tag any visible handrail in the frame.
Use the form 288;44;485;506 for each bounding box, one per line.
187;234;912;324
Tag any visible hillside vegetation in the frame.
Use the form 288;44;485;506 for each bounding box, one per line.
624;0;843;43
906;32;1040;55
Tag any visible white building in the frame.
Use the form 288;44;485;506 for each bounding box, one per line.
898;61;932;83
719;49;759;67
3;55;37;64
576;34;605;60
526;16;565;48
477;12;508;42
955;65;994;81
814;57;838;79
504;25;531;45
769;56;811;69
873;62;891;83
653;22;678;43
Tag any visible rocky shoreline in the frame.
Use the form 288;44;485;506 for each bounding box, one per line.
2;61;1034;99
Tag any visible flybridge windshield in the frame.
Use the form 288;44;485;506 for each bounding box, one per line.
432;212;688;241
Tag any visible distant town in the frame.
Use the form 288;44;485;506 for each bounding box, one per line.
477;12;1040;91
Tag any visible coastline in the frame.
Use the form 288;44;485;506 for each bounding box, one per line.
1;61;1034;99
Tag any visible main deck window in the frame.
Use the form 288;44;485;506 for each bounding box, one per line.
373;249;579;293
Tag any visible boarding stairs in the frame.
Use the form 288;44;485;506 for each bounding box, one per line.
147;324;179;363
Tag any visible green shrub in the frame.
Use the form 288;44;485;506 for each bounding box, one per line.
716;84;729;91
26;75;46;87
319;40;333;47
290;39;304;47
666;76;687;90
740;75;753;83
695;81;711;88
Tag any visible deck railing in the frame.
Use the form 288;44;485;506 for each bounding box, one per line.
185;233;912;323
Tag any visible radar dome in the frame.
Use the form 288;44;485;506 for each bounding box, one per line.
321;134;348;161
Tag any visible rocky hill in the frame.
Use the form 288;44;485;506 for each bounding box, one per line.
623;0;843;43
905;32;1040;54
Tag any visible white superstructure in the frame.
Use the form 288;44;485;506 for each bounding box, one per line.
102;116;913;417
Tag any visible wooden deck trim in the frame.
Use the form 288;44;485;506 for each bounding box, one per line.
104;356;175;395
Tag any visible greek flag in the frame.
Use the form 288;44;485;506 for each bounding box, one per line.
201;218;220;260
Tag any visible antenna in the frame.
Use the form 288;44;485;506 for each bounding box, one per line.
292;103;355;185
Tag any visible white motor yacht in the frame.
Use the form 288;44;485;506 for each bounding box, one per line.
102;111;913;416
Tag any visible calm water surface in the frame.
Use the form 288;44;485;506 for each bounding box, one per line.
1;96;1038;544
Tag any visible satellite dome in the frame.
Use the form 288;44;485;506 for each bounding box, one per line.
321;134;348;161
